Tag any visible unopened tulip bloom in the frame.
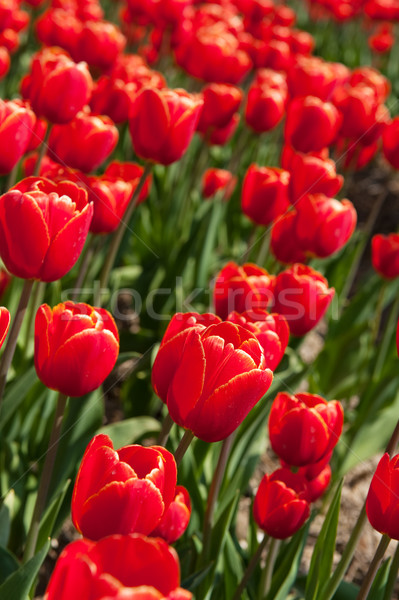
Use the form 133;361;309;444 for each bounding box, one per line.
273;264;334;336
288;153;343;202
75;20;126;70
129;87;203;165
151;485;191;544
152;314;273;442
0;177;92;282
269;392;343;466
245;70;288;133
0;307;10;350
366;453;399;540
49;111;118;173
72;434;176;539
270;211;307;264
45;534;192;599
227;310;289;371
253;473;310;539
242;165;291;227
350;67;390;103
372;234;399;278
197;83;243;138
0;100;36;174
21;47;93;124
213;262;275;320
35;302;119;397
202;168;236;201
285;96;341;153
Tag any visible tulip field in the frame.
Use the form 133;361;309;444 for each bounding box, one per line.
1;0;399;598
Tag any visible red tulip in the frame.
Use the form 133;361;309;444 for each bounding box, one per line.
21;47;93;124
0;47;10;80
72;434;176;540
151;486;191;544
35;302;119;397
270;211;307;264
75;20;126;70
288;55;347;101
0;307;10;350
202;168;236;201
49;110;118;173
0;269;11;300
288;153;343;202
245;69;288;133
294;194;357;258
227;310;289;371
88;163;151;234
197;83;243;138
0;177;92;281
366;453;399;540
242;165;291;227
0;100;36;175
44;534;192;599
285;96;341;153
271;464;331;503
253;473;310;539
213;262;275;321
273;264;334;336
152;315;273;442
350;67;390;103
129;88;203;165
383;117;399;170
372;234;399;279
369;23;394;54
269;392;344;466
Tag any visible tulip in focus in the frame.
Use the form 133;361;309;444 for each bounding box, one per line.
366;453;399;540
152;314;273;442
72;434;177;539
44;534;192;599
21;47;93;124
202;168;236;201
151;485;191;544
272;264;335;336
253;473;310;539
129;87;203;165
35;302;119;397
227;310;289;371
372;234;399;279
0;177;93;282
242;165;291;227
269;392;344;466
213;262;275;320
49;110;119;173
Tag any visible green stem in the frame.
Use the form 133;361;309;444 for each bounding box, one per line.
95;163;151;306
33;125;51;177
22;281;46;360
174;430;195;466
260;537;280;599
23;392;68;563
0;279;35;407
256;230;270;268
157;412;174;447
242;223;258;263
70;234;97;301
370;282;387;346
201;433;235;563
196;195;226;288
356;534;391;600
320;418;399;600
372;294;399;383
383;540;399;600
232;533;269;600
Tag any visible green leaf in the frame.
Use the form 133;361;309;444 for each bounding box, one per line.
305;481;343;600
0;367;37;429
223;532;244;599
368;558;391;600
332;580;359;600
0;489;15;548
265;522;310;600
0;547;19;585
98;416;161;448
0;539;50;600
36;479;71;554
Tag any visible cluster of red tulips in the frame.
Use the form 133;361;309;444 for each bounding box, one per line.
0;0;399;598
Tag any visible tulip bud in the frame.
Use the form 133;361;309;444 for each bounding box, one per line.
273;264;334;336
0;177;93;282
253;473;310;539
0;100;36;175
202;168;236;201
35;302;119;397
152;314;273;442
129;87;203;165
269;392;344;466
366;453;399;540
242;165;291;227
285;96;341;153
372;234;399;279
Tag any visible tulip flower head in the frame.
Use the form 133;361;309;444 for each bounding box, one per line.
366;453;399;540
44;534;192;600
253;473;310;539
152;313;273;442
151;485;191;544
0;307;10;351
72;434;177;540
0;177;93;282
35;302;119;397
269;392;344;466
372;234;399;279
242;165;291;227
